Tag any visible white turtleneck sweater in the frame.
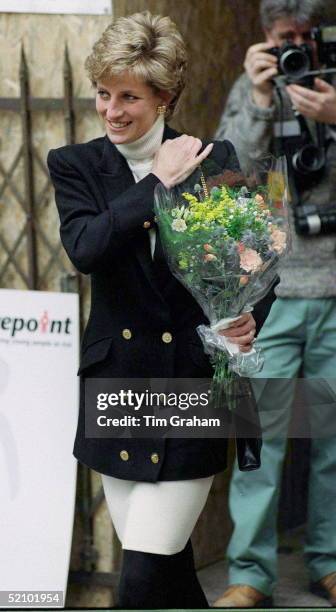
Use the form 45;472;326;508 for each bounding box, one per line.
115;115;165;258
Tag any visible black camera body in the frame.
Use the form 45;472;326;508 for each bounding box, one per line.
268;42;313;80
312;24;336;67
277;130;326;197
267;24;336;81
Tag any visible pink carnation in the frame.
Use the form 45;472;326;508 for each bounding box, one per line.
240;248;263;273
239;275;249;286
255;194;265;205
204;253;217;262
270;228;286;254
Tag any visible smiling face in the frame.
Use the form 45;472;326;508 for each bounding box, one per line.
96;72;170;144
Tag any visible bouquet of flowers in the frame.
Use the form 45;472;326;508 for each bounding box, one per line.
154;156;290;408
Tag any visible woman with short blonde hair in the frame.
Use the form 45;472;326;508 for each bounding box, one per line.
48;10;258;608
85;10;187;119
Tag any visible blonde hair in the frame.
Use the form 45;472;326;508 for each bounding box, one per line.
85;11;187;118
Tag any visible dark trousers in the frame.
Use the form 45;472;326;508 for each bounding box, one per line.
118;539;208;608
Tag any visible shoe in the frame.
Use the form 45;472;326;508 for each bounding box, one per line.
310;572;336;606
213;584;273;608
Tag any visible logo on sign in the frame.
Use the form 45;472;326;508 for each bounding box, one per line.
0;311;72;337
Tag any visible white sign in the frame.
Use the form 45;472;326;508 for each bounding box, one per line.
0;289;79;607
0;0;112;15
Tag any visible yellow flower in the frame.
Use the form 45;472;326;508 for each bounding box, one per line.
182;192;198;206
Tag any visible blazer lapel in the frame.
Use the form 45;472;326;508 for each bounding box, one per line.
133;231;164;299
97;134;171;300
135;125;180;298
97;135;135;195
139;125;180;295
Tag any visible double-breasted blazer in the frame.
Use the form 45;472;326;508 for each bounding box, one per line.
48;125;272;481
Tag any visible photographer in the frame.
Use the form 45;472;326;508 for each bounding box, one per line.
214;0;336;607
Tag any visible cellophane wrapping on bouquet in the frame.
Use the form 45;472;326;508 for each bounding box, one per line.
154;156;291;410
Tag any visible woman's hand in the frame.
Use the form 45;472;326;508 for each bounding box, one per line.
217;312;256;353
152;135;213;189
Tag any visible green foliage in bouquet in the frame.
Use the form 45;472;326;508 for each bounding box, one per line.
154;162;289;416
158;184;287;309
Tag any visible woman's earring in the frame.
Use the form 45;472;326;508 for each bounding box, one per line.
157;105;167;116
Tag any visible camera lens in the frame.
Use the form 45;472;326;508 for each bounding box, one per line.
279;47;310;78
292;144;325;174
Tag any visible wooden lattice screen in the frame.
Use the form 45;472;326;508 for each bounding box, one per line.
0;46;93;291
0;45;119;605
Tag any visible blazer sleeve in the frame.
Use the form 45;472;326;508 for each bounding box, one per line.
253;278;279;334
203;138;241;176
47;147;161;274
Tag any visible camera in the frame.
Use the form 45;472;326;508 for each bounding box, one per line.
268;42;313;79
269;26;336;236
294;202;336;236
268;25;336;80
291;142;325;175
277;112;326;195
312;24;336;67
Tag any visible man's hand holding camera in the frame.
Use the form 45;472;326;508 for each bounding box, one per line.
286;78;336;124
244;41;278;108
245;19;336;125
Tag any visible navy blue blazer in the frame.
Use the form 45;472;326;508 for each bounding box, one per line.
48;125;271;481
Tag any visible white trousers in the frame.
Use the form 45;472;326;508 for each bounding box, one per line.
102;474;214;555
